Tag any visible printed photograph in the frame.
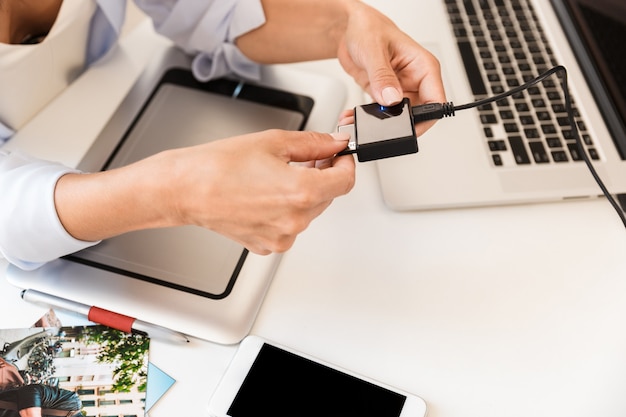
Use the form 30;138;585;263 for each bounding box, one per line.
0;312;150;417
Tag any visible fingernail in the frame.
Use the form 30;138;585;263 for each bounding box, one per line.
381;87;402;106
331;132;349;141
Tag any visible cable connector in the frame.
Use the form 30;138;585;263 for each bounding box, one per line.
336;100;457;161
411;102;455;122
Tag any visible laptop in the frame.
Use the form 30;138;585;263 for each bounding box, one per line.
7;45;347;344
375;0;626;211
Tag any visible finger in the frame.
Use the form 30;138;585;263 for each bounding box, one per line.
338;111;354;127
315;157;334;169
413;68;448;138
284;131;350;163
292;160;316;168
360;47;404;106
339;109;354;120
312;153;356;200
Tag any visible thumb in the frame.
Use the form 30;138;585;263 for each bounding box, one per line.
284;131;349;163
366;55;404;106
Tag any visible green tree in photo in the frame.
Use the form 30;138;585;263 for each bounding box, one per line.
79;325;150;392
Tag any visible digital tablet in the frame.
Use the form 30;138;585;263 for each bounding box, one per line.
66;67;312;299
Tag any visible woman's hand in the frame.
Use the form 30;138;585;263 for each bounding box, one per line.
237;0;446;138
336;2;446;137
55;130;354;255
160;130;355;254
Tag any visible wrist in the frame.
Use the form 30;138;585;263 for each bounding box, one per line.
236;0;358;63
54;153;179;242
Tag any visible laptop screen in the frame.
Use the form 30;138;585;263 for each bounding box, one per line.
554;0;626;158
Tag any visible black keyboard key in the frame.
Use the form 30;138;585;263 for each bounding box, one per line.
519;63;533;72
507;78;521;87
536;111;551;121
457;41;488;95
541;124;557;134
520;115;535;125
524;128;540;139
478;0;491;10
567;143;583;161
454;28;468;38
552;150;569;162
546;137;562;148
532;98;546;109
547;91;562;101
502;66;515;75
500;110;515;119
496;98;510;107
488;140;507;151
463;0;477;15
557;116;570;126
504;122;520;132
533;55;546;65
515;102;530;112
481;114;498;124
527;87;541;96
508;136;531;164
529;141;550;163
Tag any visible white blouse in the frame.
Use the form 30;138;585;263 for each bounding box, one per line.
0;0;265;269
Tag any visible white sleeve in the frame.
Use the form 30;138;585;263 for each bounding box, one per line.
0;151;100;270
133;0;266;81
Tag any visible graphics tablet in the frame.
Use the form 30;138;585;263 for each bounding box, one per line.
7;46;347;343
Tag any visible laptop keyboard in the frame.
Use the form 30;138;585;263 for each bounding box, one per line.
444;0;599;167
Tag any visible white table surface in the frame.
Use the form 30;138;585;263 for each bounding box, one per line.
3;3;626;417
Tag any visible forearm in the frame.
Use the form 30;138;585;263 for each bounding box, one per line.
235;0;356;63
233;0;443;111
54;152;177;242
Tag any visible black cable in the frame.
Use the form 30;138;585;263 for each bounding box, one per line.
409;65;626;228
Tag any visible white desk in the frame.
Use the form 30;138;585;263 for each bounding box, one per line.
3;4;626;417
